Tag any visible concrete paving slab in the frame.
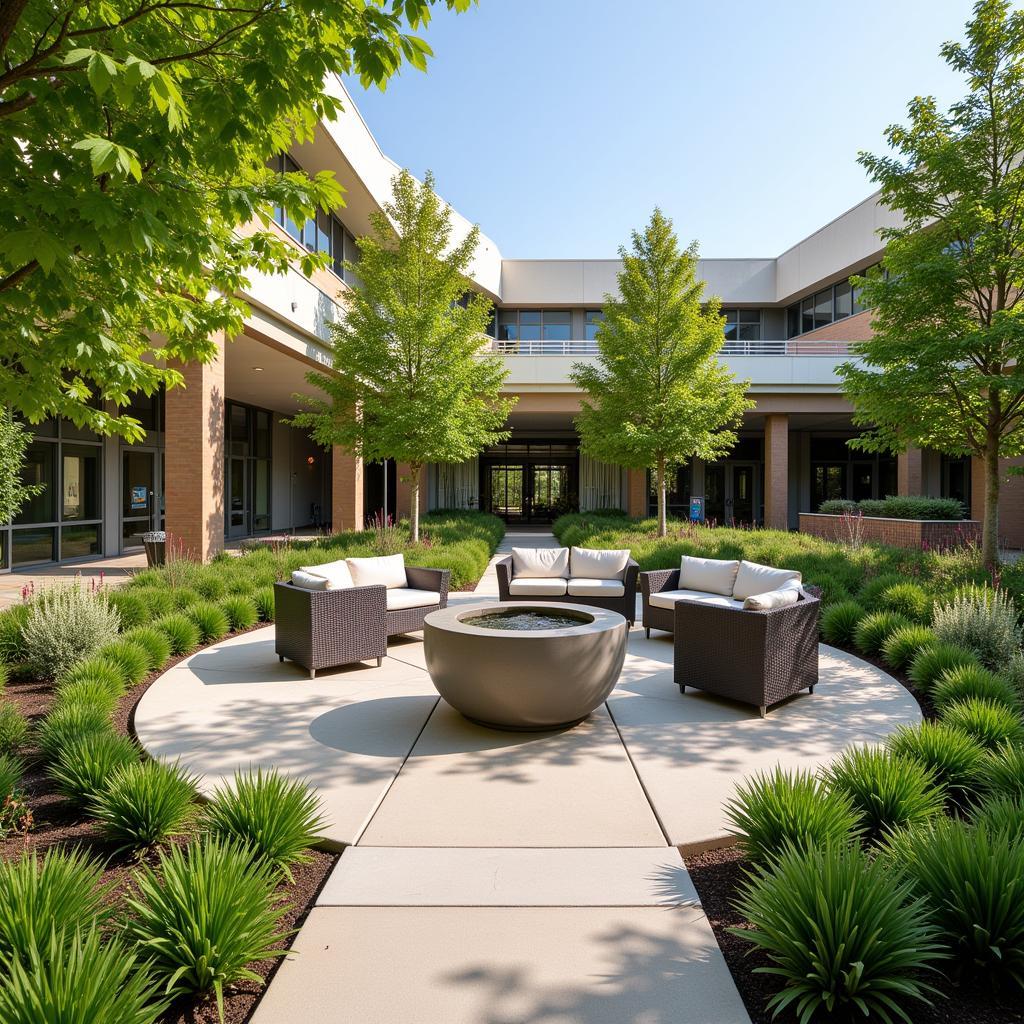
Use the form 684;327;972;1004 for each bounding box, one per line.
319;847;694;907
359;702;666;848
250;905;751;1024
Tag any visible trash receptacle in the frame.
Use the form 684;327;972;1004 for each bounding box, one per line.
141;531;166;567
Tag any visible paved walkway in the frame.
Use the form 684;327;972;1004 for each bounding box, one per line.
134;531;922;1024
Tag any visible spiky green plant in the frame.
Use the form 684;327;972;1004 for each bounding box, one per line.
885;721;988;807
95;639;151;687
203;768;325;879
105;589;149;630
881;624;937;671
121;626;173;673
932;664;1020;712
908;642;980;694
821;745;945;843
980;741;1024;801
939;698;1024;751
172;587;202;611
35;702;112;762
885;819;1024;989
857;573;907;611
58;656;126;700
854;611;913;656
130;586;175;620
0;752;23;801
253;586;275;623
0;661;7;694
123;837;290;1019
820;600;866;647
971;794;1024;841
218;595;258;632
878;582;932;623
185;601;230;644
731;842;944;1024
0;700;28;755
152;613;201;656
48;731;139;805
0;604;29;664
51;676;119;717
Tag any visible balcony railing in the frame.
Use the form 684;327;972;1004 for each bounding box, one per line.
489;338;854;357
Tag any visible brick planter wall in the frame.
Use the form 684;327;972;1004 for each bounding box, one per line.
798;513;981;550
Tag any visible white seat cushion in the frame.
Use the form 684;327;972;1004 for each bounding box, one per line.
508;577;568;597
567;578;626;598
511;547;569;579
648;588;745;611
385;588;441;611
347;554;407;589
570;547;630;580
678;555;740;596
298;558;354;590
742;579;803;611
290;570;329;591
732;560;802;600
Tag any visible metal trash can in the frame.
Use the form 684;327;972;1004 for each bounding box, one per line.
141;531;167;567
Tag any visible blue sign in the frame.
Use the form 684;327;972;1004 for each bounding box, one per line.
689;496;705;522
131;485;148;511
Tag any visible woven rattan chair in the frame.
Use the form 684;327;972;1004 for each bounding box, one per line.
672;586;821;717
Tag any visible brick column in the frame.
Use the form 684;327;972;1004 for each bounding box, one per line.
627;468;647;518
764;413;789;530
164;334;225;562
331;448;364;532
897;447;924;495
395;462;413;520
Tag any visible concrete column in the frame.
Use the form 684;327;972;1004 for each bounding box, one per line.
897;447;924;495
395;462;413;520
164;334;225;562
764;413;789;531
331;448;364;533
627;468;646;518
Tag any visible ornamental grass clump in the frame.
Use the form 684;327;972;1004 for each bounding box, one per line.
253;586;275;623
95;639;151;687
130;586;175;620
0;700;28;755
723;767;860;864
821;745;945;844
981;741;1024;801
940;698;1024;751
932;584;1022;670
731;842;943;1024
0;753;23;801
59;656;126;700
49;732;139;805
857;573;907;611
204;768;325;880
931;664;1020;712
20;585;120;680
972;794;1024;841
854;611;913;656
104;589;149;630
52;676;120;717
885;819;1024;990
0;925;164;1024
878;581;932;623
91;758;198;850
153;612;201;656
124;837;289;1019
35;702;112;762
219;595;258;632
0;605;29;663
121;626;172;673
820;600;866;647
882;624;937;671
908;642;980;694
185;600;230;644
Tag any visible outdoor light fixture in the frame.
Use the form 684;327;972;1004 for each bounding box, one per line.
307;456;315;465
252;366;264;372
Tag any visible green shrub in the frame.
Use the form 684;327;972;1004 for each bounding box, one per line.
0;925;163;1024
821;745;945;843
20;585;121;680
854;611;912;656
932;584;1022;670
0;849;112;965
219;595;258;632
0;700;28;755
908;642;980;694
35;702;113;761
882;624;938;671
186;600;230;644
732;842;943;1024
0;752;22;800
817;499;859;515
0;661;7;694
95;639;151;687
940;698;1024;751
172;587;202;610
49;732;139;805
972;794;1024;841
52;676;120;717
59;656;126;700
124;837;289;1014
153;612;201;656
121;626;172;673
129;586;174;620
932;664;1019;712
980;741;1024;801
819;600;865;647
885;722;987;806
204;768;325;879
253;586;275;623
857;573;907;611
193;571;228;601
859;495;965;520
91;758;197;850
0;604;29;664
1004;652;1024;704
723;767;860;864
104;589;149;630
878;582;932;623
885;818;1024;989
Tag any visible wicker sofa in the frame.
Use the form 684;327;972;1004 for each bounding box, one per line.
274;554;449;677
641;556;820;716
495;546;639;623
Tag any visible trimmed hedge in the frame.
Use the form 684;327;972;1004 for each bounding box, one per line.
819;495;966;520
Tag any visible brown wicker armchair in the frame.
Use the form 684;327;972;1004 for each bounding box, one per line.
640;568;683;637
672;587;821;717
494;556;639;624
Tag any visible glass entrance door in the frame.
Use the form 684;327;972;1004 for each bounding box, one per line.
122;449;157;550
227;456;248;538
701;462;760;526
529;464;568;521
489;465;525;521
730;464;755;525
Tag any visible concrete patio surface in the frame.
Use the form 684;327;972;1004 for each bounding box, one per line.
133;528;923;1023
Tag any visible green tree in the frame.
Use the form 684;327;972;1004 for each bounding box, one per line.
0;0;473;441
571;209;752;537
0;412;42;525
294;169;514;542
840;0;1024;568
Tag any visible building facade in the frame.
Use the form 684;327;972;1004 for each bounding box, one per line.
2;77;1018;572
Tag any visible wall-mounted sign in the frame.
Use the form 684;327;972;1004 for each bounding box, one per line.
131;485;148;511
689;496;705;523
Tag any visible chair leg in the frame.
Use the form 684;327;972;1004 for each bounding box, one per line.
758;705;767;719
309;668;316;679
645;627;650;639
278;655;284;663
809;684;815;694
376;657;382;667
678;683;686;694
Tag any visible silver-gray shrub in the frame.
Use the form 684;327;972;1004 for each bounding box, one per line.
931;584;1021;670
21;586;121;681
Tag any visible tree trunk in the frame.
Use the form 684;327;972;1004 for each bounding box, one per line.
982;427;1000;571
409;463;421;544
657;457;667;538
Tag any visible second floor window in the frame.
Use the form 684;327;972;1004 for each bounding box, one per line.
723;309;761;341
496;310;572;342
584;310;604;341
786;268;873;338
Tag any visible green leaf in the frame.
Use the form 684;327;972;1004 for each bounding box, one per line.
86;51;118;97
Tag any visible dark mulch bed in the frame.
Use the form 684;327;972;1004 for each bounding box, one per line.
0;629;339;1024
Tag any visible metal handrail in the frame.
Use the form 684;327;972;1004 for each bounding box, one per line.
488;339;854;357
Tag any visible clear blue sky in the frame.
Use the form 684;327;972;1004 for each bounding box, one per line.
345;0;975;259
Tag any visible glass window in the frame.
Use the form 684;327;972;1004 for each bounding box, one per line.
254;410;271;459
126;390;158;432
584;310;604;341
723;309;738;341
15;442;56;524
61;524;100;560
518;311;542;341
787;303;801;339
801;297;814;334
738;309;761;341
813;289;833;329
541;311;571;341
834;281;852;319
316;211;332;256
342;229;360;287
12;527;55;567
497;310;518;341
852;280;866;314
61;445;100;521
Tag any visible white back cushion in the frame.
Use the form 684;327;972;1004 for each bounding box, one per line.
742;580;802;611
732;560;802;600
347;554;407;589
291;570;329;591
570;547;630;580
511;547;570;579
298;558;353;590
679;555;740;596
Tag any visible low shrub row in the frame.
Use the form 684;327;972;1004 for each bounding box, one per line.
817;495;967;520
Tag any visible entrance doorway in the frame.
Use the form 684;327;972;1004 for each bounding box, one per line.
227;456;248;539
704;462;761;526
483;461;574;523
121;449;161;550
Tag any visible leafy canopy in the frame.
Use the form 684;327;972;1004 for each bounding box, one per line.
0;0;474;440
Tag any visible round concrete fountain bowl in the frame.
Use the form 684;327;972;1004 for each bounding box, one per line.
423;602;628;731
